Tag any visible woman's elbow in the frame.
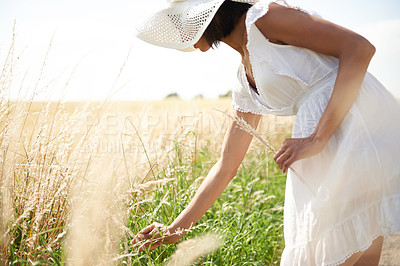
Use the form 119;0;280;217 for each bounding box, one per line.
362;39;376;59
354;37;376;62
340;37;375;68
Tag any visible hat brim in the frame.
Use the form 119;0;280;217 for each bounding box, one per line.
136;0;225;51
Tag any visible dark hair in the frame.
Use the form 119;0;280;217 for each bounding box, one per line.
203;1;252;48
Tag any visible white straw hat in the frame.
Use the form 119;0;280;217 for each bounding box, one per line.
136;0;258;51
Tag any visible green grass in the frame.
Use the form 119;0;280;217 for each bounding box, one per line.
126;135;287;265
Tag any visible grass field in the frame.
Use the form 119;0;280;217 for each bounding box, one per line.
0;97;295;265
2;38;398;265
1;38;398;264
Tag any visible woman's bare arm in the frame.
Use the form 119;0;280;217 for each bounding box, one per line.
255;3;375;173
132;111;261;250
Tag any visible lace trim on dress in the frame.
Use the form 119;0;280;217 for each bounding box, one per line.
250;47;314;88
240;63;296;116
280;194;400;266
330;235;383;266
231;102;266;114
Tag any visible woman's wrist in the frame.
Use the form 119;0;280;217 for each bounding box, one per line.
310;130;329;149
167;223;188;240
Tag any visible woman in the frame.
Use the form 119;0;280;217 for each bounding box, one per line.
132;0;400;265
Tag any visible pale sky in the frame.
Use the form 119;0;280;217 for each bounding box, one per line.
0;0;399;101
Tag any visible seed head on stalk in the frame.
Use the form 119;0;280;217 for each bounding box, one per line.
213;108;316;196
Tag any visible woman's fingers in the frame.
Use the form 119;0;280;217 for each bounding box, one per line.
137;227;165;251
138;238;163;251
274;139;296;170
132;222;169;250
276;151;296;173
273;139;289;162
282;154;295;174
132;230;151;245
137;224;155;237
132;223;161;245
274;138;305;172
275;148;292;170
274;136;325;173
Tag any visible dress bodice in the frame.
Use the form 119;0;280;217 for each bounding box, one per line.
231;0;339;116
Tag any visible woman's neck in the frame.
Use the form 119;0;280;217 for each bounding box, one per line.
222;13;248;57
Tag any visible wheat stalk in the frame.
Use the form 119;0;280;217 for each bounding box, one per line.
213;108;316;196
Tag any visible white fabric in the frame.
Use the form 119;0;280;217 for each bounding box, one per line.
231;0;400;265
136;0;258;51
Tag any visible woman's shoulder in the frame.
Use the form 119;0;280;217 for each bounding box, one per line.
246;0;321;33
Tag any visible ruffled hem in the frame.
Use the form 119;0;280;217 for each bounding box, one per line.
280;194;400;266
328;235;383;266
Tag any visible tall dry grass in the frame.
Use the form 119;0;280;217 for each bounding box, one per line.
0;28;142;263
0;52;233;263
0;97;236;264
1;26;293;265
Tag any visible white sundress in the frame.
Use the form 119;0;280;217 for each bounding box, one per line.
231;0;400;265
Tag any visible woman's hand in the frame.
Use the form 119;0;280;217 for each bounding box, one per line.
273;134;326;174
131;222;183;251
131;112;261;252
